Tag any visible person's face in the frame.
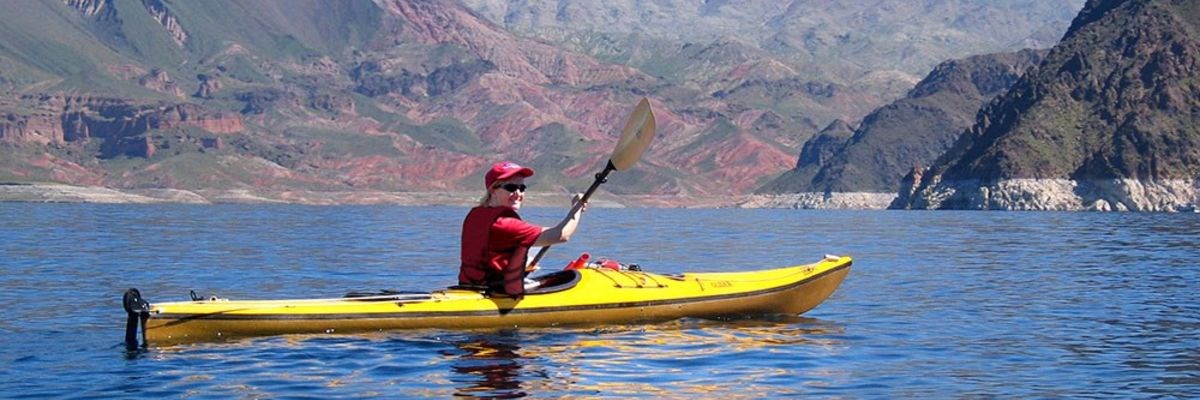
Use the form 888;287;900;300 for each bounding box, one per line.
491;176;527;209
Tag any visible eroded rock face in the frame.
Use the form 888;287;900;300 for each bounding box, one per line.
142;0;188;46
0;95;241;154
902;178;1199;211
894;0;1200;211
138;69;185;97
0;113;64;144
194;74;222;99
65;0;112;18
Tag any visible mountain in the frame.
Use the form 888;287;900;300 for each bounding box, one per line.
757;49;1047;196
893;0;1200;211
755;118;855;195
0;0;657;199
461;0;1082;119
1;0;1085;204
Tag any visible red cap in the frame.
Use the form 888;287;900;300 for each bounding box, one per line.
485;161;534;189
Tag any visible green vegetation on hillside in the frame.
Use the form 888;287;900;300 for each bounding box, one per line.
399;118;483;155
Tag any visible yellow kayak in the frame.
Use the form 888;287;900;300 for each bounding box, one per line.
122;255;851;346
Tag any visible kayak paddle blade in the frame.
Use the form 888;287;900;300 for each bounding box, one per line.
609;97;656;171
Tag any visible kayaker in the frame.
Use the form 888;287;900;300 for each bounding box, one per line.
460;161;587;297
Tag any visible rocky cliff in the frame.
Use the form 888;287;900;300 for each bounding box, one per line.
753;49;1047;207
1;95;242;154
894;0;1200;211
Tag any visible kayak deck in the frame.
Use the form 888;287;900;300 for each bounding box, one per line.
123;255;851;345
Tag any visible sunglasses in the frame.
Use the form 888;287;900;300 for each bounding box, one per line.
496;183;527;193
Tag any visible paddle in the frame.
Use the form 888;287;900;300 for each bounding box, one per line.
528;97;657;269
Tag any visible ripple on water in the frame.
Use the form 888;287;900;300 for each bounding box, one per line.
3;206;1200;397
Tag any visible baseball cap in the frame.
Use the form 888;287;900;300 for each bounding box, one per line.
485;161;534;189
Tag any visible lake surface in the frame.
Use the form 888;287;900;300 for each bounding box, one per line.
1;204;1198;398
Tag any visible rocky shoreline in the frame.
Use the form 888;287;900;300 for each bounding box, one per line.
737;193;897;209
6;181;1199;211
0;183;706;208
0;182;202;204
0;183;474;206
894;178;1200;212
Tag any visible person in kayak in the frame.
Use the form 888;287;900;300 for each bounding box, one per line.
460;161;587;297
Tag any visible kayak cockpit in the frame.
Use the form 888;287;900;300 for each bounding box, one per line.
442;269;583;296
525;270;582;294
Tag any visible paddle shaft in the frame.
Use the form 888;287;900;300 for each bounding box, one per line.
528;160;616;268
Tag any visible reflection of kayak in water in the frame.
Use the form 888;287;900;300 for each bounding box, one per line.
122;255;851;346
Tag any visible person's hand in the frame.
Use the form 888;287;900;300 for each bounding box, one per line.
571;193;588;213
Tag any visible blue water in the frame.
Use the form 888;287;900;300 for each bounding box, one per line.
1;204;1198;398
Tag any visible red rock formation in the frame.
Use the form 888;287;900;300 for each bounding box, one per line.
165;108;243;134
194;74;221;99
667;132;797;194
138;69;185;97
0;114;64;144
1;95;241;159
17;153;107;186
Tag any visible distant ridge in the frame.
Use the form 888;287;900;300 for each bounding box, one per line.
757;49;1046;195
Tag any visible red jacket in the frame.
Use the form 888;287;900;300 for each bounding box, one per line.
459;206;538;295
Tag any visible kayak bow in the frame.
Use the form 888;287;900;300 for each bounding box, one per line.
123;255;851;346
